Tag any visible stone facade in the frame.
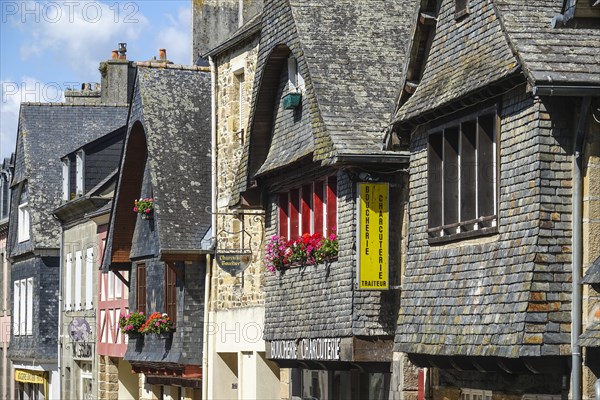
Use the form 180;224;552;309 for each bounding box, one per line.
213;34;263;312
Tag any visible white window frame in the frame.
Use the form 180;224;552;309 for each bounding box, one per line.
287;57;305;92
26;278;33;335
75;251;82;311
62;158;69;201
85;248;93;310
18;202;30;243
19;280;26;335
65;253;72;310
13;281;19;335
75;150;84;196
461;388;492;400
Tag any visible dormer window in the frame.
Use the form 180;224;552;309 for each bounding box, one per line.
455;0;469;19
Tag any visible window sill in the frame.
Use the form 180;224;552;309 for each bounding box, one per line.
428;215;498;245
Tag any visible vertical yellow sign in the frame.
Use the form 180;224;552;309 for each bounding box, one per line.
358;183;389;290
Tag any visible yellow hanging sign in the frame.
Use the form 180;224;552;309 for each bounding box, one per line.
357;183;389;290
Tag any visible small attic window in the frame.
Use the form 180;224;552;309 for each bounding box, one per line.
455;0;469;19
287;57;304;93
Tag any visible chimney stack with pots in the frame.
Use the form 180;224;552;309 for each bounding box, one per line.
99;42;136;105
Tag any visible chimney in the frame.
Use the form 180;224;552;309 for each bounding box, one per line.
159;49;167;61
118;42;127;60
99;42;135;105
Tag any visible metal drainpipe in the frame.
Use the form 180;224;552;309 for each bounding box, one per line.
202;54;217;400
572;96;591;400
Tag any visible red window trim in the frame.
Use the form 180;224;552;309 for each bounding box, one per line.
278;176;337;240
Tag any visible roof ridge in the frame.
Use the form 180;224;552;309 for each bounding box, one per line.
135;62;210;72
21;102;128;107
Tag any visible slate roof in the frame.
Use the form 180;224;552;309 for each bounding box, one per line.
394;0;600;125
394;0;519;123
231;0;414;203
580;321;600;347
583;255;600;284
289;0;415;157
9;104;127;253
104;64;212;263
495;0;600;87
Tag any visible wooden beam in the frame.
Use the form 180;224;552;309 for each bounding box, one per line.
113;270;130;288
419;11;437;25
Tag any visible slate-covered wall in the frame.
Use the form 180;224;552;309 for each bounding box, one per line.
396;86;573;358
9;256;59;361
126;258;204;366
85;134;124;192
263;169;404;341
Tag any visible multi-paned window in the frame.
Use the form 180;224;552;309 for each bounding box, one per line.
428;107;497;239
64;249;95;311
461;388;492;400
136;263;146;315
13;277;33;336
278;176;337;241
165;263;177;326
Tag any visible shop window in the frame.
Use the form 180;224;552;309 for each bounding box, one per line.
136;263;146;314
165;263;177;326
428;108;497;240
461;389;492;400
278;176;337;240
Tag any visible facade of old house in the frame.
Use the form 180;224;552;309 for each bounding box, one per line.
204;13;282;400
7;102;127;400
101;63;212;400
53;126;127;400
390;0;600;399
228;0;416;398
0;155;14;400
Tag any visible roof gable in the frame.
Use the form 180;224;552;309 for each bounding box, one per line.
394;0;520;124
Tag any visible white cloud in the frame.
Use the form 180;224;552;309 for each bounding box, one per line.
154;6;191;65
16;1;150;78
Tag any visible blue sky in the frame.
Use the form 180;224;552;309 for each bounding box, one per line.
0;0;192;160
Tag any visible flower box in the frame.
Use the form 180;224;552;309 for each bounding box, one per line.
265;230;338;272
283;92;302;110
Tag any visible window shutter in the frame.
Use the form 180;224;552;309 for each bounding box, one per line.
326;176;338;235
165;264;177;325
26;278;33;335
85;248;93;309
65;253;72;310
137;264;146;314
62;160;69;201
289;189;300;240
301;184;312;234
313;181;325;235
13;281;19;335
279;193;289;239
19;280;26;336
76;151;84;196
75;251;82;311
